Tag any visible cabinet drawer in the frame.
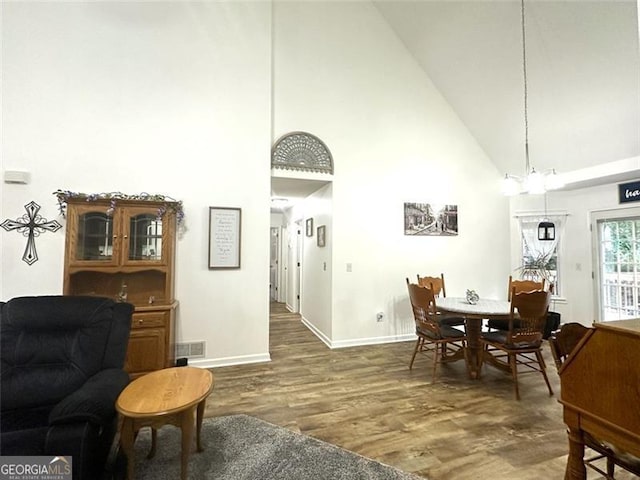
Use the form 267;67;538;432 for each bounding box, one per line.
131;311;168;329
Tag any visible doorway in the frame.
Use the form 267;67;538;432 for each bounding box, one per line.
591;207;640;321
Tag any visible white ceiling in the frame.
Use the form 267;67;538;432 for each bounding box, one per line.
270;176;331;211
373;0;640;178
271;1;640;202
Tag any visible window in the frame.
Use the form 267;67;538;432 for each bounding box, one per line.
517;215;565;296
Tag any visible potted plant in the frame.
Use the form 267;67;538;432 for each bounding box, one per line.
515;250;556;284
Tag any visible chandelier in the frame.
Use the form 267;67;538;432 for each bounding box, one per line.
502;0;564;196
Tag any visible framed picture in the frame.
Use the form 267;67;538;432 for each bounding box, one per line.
306;218;314;237
404;202;458;236
208;207;241;269
317;225;326;247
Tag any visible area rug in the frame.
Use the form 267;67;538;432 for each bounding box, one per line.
133;414;424;479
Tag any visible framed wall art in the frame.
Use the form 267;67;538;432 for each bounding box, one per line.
306;217;314;237
208;206;241;269
404;202;458;236
317;225;326;247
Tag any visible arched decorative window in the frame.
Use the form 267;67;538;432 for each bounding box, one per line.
271;131;333;174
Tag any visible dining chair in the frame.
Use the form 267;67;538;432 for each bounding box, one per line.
549;323;640;479
416;273;448;296
406;281;467;381
480;288;553;400
416;273;465;326
508;276;547;300
486;276;549;332
548;322;588;371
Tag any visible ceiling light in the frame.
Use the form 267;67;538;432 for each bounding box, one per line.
502;0;561;196
270;197;291;209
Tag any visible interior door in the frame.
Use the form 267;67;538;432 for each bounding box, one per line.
269;227;278;301
278;225;288;303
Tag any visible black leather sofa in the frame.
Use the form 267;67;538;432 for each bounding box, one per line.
0;296;133;480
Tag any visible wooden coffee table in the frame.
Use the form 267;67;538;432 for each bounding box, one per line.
116;366;214;480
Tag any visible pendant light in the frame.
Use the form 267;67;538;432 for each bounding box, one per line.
502;0;564;196
537;192;555;241
538;220;555;241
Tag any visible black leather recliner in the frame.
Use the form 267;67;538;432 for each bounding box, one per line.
0;296;133;480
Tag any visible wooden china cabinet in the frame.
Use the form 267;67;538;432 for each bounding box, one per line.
62;197;178;378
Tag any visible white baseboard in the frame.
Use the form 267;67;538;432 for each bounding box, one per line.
186;325;415;369
301;316;415;349
300;316;332;348
188;353;271;369
329;333;416;349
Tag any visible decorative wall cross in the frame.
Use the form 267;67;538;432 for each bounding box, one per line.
1;201;62;265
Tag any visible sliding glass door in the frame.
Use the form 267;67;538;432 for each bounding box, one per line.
592;208;640;321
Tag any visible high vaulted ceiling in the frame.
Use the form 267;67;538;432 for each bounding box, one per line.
271;1;639;204
373;0;640;181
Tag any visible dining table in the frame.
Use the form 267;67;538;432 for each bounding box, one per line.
436;296;512;379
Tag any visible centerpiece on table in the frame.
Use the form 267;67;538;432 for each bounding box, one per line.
466;289;479;305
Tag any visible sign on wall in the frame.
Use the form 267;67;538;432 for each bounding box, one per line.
208;206;241;269
618;181;640;204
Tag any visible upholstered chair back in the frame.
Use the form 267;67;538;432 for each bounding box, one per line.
1;296;133;411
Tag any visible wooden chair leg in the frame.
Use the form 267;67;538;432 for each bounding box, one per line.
431;343;440;381
510;353;520;401
535;350;554;396
409;338;422;370
606;456;615;478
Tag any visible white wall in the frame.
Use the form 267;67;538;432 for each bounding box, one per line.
273;1;512;347
510;180;640;326
299;183;333;342
1;2;272;366
3;0;516;366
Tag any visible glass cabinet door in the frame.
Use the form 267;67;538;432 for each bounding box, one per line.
128;213;163;262
76;212;114;262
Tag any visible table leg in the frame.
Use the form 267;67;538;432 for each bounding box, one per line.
465;317;482;379
104;416;124;476
180;407;195;480
120;417;136;480
146;428;157;459
196;398;207;452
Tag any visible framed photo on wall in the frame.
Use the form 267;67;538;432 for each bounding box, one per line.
208;206;241;269
306;218;314;237
404;202;458;236
317;225;326;247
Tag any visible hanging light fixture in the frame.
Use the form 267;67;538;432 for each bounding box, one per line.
502;0;564;196
538;220;555;241
537;192;555;241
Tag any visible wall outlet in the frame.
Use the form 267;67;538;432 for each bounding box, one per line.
376;312;384;322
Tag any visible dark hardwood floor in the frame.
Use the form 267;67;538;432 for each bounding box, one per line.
205;302;633;479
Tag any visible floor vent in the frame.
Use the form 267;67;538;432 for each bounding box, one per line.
175;341;206;359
